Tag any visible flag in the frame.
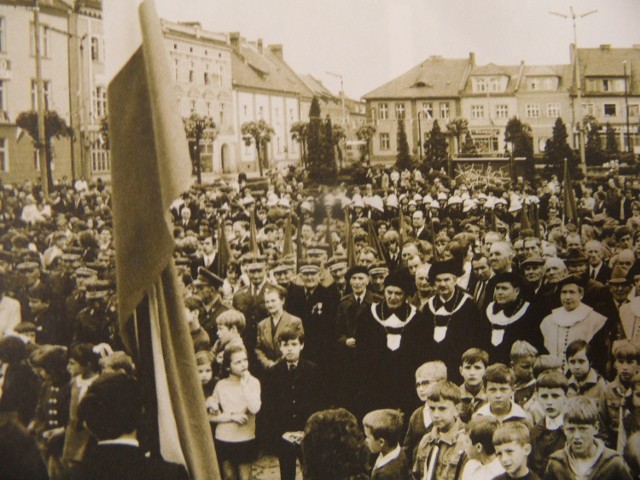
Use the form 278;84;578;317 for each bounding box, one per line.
367;219;387;263
429;217;439;261
532;203;541;239
215;222;232;278
248;209;260;255
107;1;218;478
282;213;294;258
295;216;303;271
325;217;334;257
520;203;532;231
398;206;405;246
563;158;578;225
344;207;356;268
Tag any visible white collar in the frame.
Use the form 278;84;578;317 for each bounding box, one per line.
427;292;471;316
545;415;564;430
98;438;140;447
374;444;401;470
485;301;530;326
549;303;594;327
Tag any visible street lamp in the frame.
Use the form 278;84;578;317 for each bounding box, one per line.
550;7;597;177
326;71;347;127
623;60;632;154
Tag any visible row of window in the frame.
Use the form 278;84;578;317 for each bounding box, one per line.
173;58;224;86
376;102;451;120
241;104;297;124
582;103;640;118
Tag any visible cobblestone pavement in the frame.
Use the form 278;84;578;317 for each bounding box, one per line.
250;454;302;480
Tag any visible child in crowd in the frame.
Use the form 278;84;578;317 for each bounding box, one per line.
602;339;639;448
196;350;215;398
528;369;568;477
618;373;640;453
98;351;135;376
460;416;504;480
565;339;606;402
403;361;447;466
474;363;530;425
363;409;410;480
525;355;563;425
412;381;469;480
545;397;632;479
207;343;261;480
211;310;246;381
493;422;538;480
510;341;538;407
458;348;489;424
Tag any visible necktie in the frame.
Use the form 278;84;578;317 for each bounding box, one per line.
591;268;596;280
289;363;296;372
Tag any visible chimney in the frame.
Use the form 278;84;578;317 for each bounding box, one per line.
257;39;263;54
269;44;283;60
229;32;240;51
600;44;611;50
469;52;476;67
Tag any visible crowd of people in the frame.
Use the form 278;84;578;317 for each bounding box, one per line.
2;164;640;479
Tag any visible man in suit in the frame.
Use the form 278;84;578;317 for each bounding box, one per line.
190;235;217;279
411;209;432;241
233;254;272;359
191;267;227;342
73;372;188;480
468;253;493;308
255;284;303;372
263;328;323;480
585;240;612;283
285;261;340;372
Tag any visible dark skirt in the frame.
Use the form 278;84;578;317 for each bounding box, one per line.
214;438;258;464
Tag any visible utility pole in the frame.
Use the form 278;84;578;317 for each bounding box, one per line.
623;60;632;153
33;0;48;196
550;7;597;177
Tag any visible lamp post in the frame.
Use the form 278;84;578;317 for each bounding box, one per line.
623;60;632;154
550;7;597;177
33;0;48;195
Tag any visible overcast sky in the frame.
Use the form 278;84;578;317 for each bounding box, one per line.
144;0;639;99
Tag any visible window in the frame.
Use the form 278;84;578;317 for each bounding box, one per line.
473;78;487;93
604;104;617;117
0;17;5;52
630;104;639;117
547;103;560;118
495;104;508;118
90;132;110;173
379;103;388;120
471;105;484;119
92;86;107;119
90;36;103;63
395;103;405;119
31;80;51;110
525;104;540;118
440;103;450;119
423;103;433;119
0;138;7;172
30;23;51;58
490;78;501;92
380;132;390;150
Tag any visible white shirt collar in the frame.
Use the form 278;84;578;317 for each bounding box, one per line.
374;444;401;470
545;414;564;430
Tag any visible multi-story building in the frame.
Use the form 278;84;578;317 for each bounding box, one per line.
0;0;75;184
162;20;236;178
575;44;640;153
514;64;573;154
460;61;522;155
362;54;473;163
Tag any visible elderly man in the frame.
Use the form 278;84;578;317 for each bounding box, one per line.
585;240;611;283
540;275;610;372
423;259;487;383
355;268;428;417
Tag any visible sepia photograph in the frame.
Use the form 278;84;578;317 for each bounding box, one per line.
0;0;639;478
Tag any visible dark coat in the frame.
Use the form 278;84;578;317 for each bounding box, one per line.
285;283;340;368
371;450;410;480
0;360;40;425
233;283;271;353
543;442;632;480
71;444;189;480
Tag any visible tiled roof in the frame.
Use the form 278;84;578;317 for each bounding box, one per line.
522;65;559;77
362;56;471;100
577;46;640;95
520;64;573;92
231;41;312;97
472;63;510;76
300;75;336;101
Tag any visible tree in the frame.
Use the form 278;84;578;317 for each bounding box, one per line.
320;115;338;183
395;118;412;170
544;117;574;167
241;119;275;177
504;116;534;178
331;123;346;169
184;113;218;183
584;115;604;166
446;117;469;155
423;120;448;169
605;122;619;158
290;121;309;167
16;110;73;192
356;124;376;163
